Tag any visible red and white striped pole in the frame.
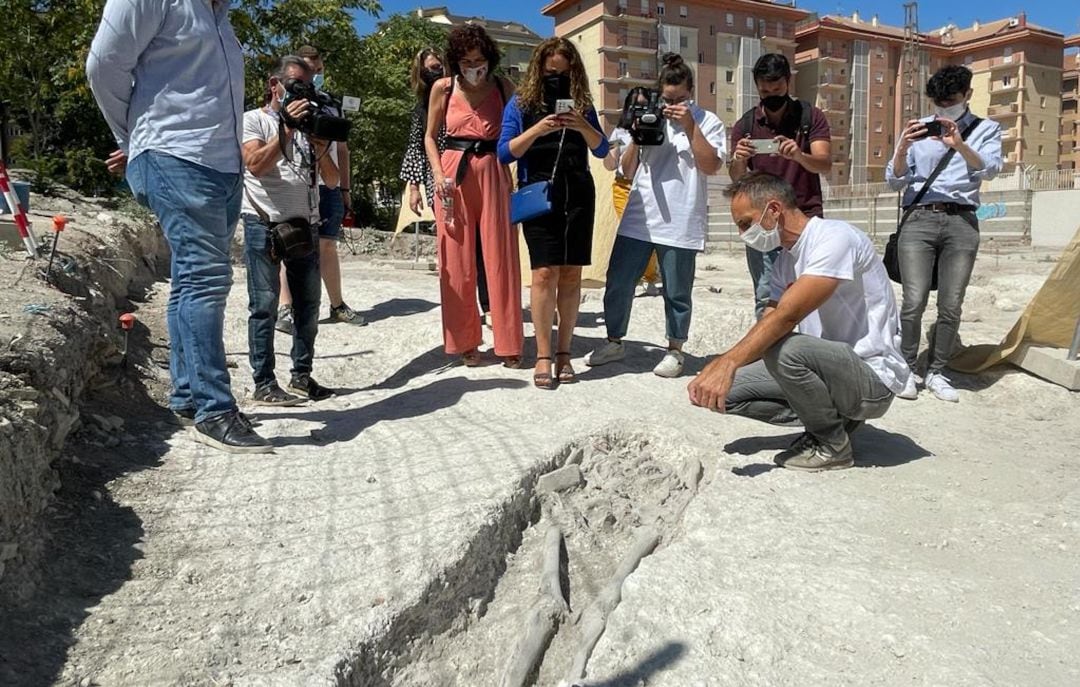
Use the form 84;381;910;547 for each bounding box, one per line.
0;161;38;258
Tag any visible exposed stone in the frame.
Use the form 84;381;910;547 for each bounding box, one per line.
537;465;583;495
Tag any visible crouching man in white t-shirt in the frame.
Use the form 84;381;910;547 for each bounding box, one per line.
688;173;911;471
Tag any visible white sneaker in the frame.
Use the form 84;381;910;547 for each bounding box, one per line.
585;340;625;367
653;349;685;378
925;372;960;403
897;374;919;400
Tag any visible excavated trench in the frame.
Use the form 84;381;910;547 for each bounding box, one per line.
335;429;707;687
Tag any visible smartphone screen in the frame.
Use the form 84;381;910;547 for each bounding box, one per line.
555;99;575;114
923;120;943;138
750;139;778;154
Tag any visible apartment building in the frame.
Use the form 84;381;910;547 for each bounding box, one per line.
944;16;1065;173
541;0;809;128
1062;36;1080;170
415;6;543;79
794;13;947;185
796;12;1067;184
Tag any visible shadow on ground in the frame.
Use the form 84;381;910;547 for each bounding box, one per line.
578;641;687;686
0;323;174;687
726;425;932;477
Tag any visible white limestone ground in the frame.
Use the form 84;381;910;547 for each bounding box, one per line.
28;244;1080;686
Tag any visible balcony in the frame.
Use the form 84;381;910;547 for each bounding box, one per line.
818;76;849;89
990;81;1020;94
988;103;1019;118
1063;88;1079;102
985;55;1022;72
600;70;657;86
605;32;658;55
1001;128;1019;141
1006;152;1019;164
611;8;657;25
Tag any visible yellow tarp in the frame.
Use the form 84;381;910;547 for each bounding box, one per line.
393;185;435;235
951;225;1080;373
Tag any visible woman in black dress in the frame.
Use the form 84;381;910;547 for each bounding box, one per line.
498;37;608;389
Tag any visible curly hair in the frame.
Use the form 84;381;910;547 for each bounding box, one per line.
926;65;972;102
516;37;593;114
409;47;444;101
445;24;501;77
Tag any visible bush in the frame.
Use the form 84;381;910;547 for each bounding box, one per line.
63;147;115;197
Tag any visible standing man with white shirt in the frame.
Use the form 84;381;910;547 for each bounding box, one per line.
585;54;726;378
87;0;272;453
689;173;910;472
886;65;1003;402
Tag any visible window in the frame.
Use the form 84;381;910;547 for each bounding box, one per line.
1038;144;1044;156
1004;46;1013;63
746;17;754;29
874;96;884;108
709;24;714;36
641;0;649;14
1001;75;1011;87
618;59;628;75
874;147;883;158
709;82;715;94
876;45;885;58
725;96;735;111
875;121;883;133
1040;96;1046;108
777;21;783;37
1039;120;1045;132
726;13;733;26
680;35;688;48
725;70;734;83
725;41;734;54
680;5;687;18
656;2;664;16
698;52;704;63
641;59;651;74
875;71;884;83
617;0;627;8
840;93;845;101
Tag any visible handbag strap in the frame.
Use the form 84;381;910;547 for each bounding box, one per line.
549;127;566;181
898;116;982;228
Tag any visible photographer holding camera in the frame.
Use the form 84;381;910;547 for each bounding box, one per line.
241;56;340;406
886;65;1002;403
585;53;726;378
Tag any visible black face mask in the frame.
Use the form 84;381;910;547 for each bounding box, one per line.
421;68;443;86
761;94;790;113
542;73;571;110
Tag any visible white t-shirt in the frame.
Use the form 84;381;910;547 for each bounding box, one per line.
769;217;910;394
241;108;319;224
617;105;727;251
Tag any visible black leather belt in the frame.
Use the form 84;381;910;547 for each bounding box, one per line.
913;202;976;214
444;136;497;185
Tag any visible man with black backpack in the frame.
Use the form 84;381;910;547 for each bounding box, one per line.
729;54;832;319
886;65;1002;403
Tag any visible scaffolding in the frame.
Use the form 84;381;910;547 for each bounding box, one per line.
900;2;921;123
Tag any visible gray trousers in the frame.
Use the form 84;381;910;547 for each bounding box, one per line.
898;208;980;374
725;334;895;451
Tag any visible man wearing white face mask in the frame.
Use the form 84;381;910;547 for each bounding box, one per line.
688;173;910;472
887;65;1002;403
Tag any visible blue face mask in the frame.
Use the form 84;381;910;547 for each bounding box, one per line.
312;73;325;90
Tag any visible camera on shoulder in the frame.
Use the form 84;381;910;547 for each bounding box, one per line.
620;87;666;146
280;78;352;142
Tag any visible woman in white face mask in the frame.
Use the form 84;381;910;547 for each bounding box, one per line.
424;24;524;368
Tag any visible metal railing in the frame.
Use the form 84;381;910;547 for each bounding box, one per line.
613;33;658;50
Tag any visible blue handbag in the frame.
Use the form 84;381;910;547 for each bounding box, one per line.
510;129;565;225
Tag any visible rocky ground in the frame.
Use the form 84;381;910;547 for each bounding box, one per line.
0;213;1077;686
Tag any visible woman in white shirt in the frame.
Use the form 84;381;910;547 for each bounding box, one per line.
586;53;727;378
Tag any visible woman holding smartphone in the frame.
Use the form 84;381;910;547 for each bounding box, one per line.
498;37;608;389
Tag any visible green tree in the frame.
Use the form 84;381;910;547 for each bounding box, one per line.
346;14;449;212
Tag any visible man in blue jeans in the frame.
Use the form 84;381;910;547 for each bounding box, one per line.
886;65;1002;403
242;57;338;406
87;0;271;453
689;173;910;471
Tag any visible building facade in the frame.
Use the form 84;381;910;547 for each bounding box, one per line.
416;6;543;79
541;0;809;128
1061;36;1080;170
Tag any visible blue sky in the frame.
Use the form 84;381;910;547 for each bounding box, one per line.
352;1;1079;39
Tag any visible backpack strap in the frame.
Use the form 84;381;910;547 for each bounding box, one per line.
798;99;813;150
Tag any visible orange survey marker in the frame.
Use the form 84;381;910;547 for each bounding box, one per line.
0;161;39;257
44;215;67;281
119;313;136;367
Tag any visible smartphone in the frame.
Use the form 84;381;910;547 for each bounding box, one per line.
555;99;575;114
921;120;944;138
749;139;778;154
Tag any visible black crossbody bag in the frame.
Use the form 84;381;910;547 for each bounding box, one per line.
884;117;981;288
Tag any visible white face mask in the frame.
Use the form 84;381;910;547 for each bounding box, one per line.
462;64;488;86
934;102;967;120
741;205;782;253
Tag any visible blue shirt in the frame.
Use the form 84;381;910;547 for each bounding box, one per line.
497;95;609;180
885;110;1003;208
86;0;245;174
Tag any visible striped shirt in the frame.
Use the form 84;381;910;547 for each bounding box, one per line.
241;109;319;224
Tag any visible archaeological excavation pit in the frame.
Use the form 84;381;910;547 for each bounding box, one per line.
332;430;707;687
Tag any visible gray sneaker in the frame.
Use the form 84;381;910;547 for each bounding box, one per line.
780;436;854;472
329;302;366;326
774;433;817;466
276;305;294;335
252;383;304;407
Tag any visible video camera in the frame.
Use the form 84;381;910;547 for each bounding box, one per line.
280;78;352;142
621;87;666;146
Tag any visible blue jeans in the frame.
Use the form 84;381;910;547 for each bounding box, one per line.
746;245;782;320
603;234;696;343
242;215;321;389
898;208;980;374
317;185;344;239
126;151;240;423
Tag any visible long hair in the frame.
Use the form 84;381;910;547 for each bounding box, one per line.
409;47;444;102
516;37;593;114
